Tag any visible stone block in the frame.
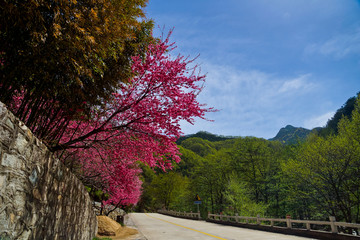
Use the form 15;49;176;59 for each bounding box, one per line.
18;121;29;132
1;153;24;169
0;127;13;146
0;174;6;189
5;118;15;131
0;210;9;230
14;132;30;156
13;191;26;210
18;229;31;239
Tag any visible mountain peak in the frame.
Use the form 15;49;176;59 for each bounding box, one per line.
269;125;311;144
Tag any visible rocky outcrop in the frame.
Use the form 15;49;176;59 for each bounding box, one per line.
0;102;97;240
268;125;311;144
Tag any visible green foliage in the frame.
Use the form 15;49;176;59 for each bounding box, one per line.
212;138;239;150
319;93;359;136
231;137;284;209
135;164;156;212
140;135;281;217
180;137;216;157
175;146;202;177
139;94;360;223
86;187;109;202
282;96;360;222
193;149;233;213
137;170;192;212
225;177;267;216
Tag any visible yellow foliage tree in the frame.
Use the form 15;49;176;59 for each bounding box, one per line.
0;0;153;143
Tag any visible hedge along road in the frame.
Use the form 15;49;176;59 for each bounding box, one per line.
128;213;315;240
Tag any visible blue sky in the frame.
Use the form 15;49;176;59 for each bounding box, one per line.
146;0;360;139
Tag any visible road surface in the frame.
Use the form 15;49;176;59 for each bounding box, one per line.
128;213;316;240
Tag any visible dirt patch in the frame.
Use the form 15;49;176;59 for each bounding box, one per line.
96;215;139;240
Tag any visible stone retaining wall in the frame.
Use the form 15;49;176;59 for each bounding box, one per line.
0;102;97;240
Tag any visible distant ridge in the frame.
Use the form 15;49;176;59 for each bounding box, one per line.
177;127;312;145
268;125;311;144
176;131;236;144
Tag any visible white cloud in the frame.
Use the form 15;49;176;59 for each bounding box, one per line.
180;63;317;138
198;64;315;111
304;111;334;129
278;74;314;93
305;29;360;59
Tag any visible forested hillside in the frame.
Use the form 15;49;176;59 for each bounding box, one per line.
318;94;358;136
138;93;360;225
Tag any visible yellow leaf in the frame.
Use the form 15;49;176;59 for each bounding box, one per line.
74;12;81;19
87;36;96;44
53;23;62;37
90;8;98;19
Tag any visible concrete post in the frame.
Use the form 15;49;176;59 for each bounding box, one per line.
286;215;292;228
329;216;338;233
235;213;239;223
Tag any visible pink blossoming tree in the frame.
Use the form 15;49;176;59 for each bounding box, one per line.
54;35;213;207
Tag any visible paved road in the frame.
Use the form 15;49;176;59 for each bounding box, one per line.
128;213;316;240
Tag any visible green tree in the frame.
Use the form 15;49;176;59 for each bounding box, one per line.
193;149;232;213
280;143;322;220
175;146;203;177
135;164;156;212
232;137;278;204
147;172;190;210
283;130;360;222
337;97;360;223
319;93;359;137
225;176;267;216
180;137;216;157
